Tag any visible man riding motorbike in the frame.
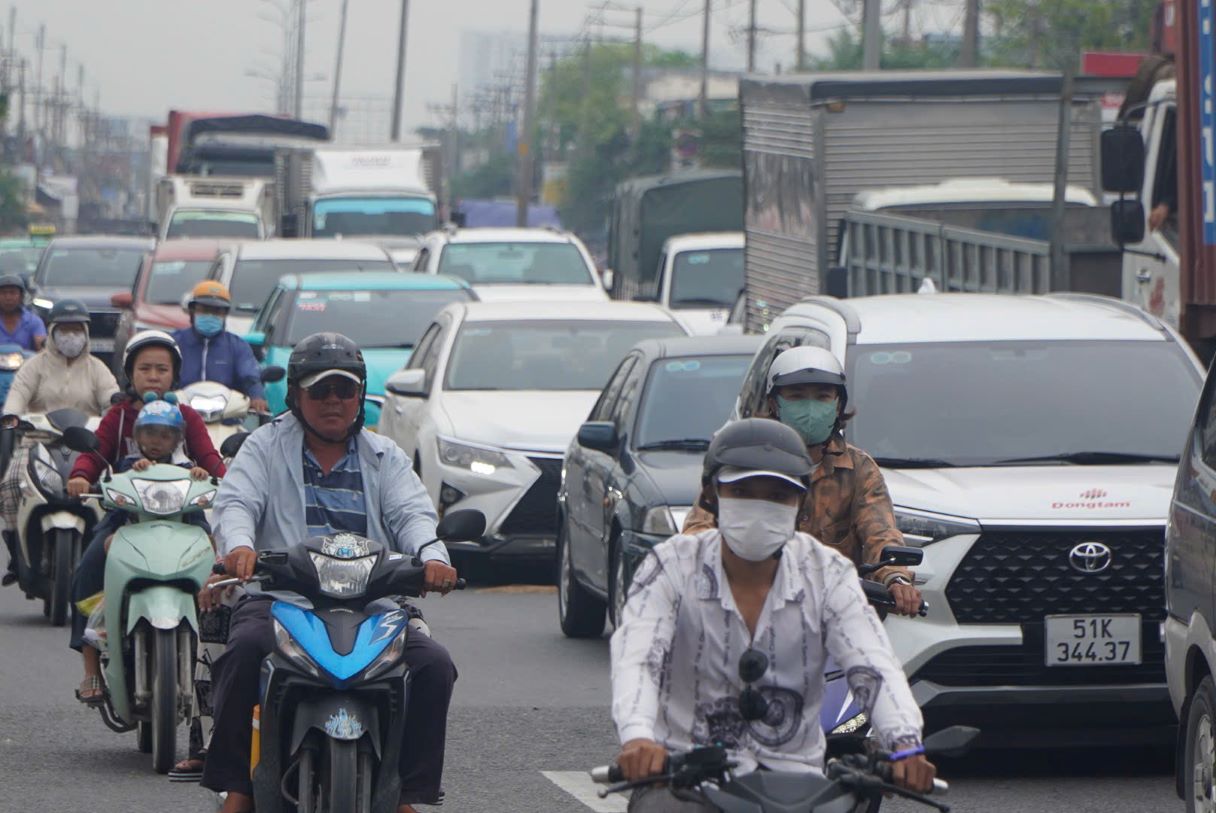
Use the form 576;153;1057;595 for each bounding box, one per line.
0;272;45;351
684;346;923;617
202;332;460;813
613;418;933;812
0;299;118;586
172;281;269;414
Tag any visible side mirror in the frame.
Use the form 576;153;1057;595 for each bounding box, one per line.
601;268;616;293
260;365;286;383
923;726;981;759
1111;199;1146;246
220;432;250;459
576;421;619;453
385;368;427;398
435;509;486;542
244;330;266;348
876;545;923;568
61;425;100;454
110;291;134;309
1101;125;1146;193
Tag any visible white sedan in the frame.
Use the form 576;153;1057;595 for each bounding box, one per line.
379;300;688;561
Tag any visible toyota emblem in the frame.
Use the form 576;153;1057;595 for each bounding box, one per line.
1069;542;1113;574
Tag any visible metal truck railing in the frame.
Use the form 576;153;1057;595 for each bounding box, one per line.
842;211;1052;296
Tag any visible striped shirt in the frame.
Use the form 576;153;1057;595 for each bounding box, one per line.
302;439;369;538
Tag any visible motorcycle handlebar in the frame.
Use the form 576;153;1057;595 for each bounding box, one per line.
590;764;622;784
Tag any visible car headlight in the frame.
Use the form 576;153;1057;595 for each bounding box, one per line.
132;478;190;515
830;711;868;736
273;618;322;679
0;352;24;371
32;297;53;311
362;623;408;680
641;505;692;536
893;508;980;547
437;437;511;476
189;394;228;422
308;550;376;598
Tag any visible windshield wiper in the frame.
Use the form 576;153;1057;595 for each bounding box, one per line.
636;438;711;452
872;456;958;469
989;451;1181;466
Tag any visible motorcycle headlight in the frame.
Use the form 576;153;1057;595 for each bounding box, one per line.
362;623;408;681
189;394;228;422
893;508;980;547
0;352;24;370
308;551;376;598
29;445;64;497
830;711;868;736
437;437;511;476
641;505;691;536
273;619;322;679
132;478;190;515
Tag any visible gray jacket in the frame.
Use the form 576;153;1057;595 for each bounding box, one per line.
214;413;446;564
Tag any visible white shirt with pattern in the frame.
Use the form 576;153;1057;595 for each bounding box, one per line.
610;529;923;774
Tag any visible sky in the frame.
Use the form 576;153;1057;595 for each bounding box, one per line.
3;0;954;136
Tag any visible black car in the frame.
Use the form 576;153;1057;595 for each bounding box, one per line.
557;334;760;637
31;236;154;362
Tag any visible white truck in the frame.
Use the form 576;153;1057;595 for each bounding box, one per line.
155;176;274;242
652;232;744;335
275;145;443;264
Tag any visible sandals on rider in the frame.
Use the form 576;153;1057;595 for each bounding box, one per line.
168;754;205;782
75;676;104;706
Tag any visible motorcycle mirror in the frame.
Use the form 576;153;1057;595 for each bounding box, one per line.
220;432;250;459
61;425;100;454
261;365;286;384
878;545;924;568
435;509;486;543
738;648;769;684
922;726;981;759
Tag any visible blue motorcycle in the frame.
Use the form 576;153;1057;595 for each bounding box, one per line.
212;509;484;813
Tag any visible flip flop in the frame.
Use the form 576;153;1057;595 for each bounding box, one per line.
168;755;205;782
75;676;104;706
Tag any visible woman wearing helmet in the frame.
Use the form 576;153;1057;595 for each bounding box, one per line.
172;281;269;413
611;419;934;807
684;345;923;616
0;300;119;586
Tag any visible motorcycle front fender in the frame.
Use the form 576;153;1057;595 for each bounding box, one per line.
125;584;199;634
289;693;383;759
40;510;86;533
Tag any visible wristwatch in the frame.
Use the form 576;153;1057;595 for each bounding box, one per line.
888;575;913;588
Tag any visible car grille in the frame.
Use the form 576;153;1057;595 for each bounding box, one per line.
88;309;122;339
945;529;1166;624
499;456;563;536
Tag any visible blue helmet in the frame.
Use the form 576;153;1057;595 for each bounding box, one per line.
135;394;184;433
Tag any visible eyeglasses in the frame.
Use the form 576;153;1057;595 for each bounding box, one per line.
305;378;360;401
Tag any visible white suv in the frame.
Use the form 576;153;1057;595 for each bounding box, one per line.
411;227;608;302
734;292;1203;746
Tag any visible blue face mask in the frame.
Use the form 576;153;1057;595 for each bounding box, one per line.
194;314;224;338
777;396;838;446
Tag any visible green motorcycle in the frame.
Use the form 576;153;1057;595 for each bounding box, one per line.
63;426;218;774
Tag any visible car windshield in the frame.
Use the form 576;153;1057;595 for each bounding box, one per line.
145;260;214;305
166;211;261;239
313;197;437;238
848;340;1202;467
633;355;752;449
0;247;42;275
285;288;473;346
446;319;685;391
437;242;593;286
669;248;744;309
229;258;395;312
41;246;146;288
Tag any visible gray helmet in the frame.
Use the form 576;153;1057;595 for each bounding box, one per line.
0;273;25;292
701;418;815;491
767;346;848;410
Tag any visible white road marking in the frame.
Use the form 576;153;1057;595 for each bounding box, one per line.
541;770;629;812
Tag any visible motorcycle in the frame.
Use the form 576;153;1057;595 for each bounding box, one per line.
0;341;33;406
7;408;102;626
61;424;218;774
593;646;976;813
205;506;485;813
176;365;284;453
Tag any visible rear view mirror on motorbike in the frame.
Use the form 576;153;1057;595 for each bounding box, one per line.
61;425;100;454
219;432;250;459
435;509;486;543
260;365;286;384
922;725;981;759
858;545;923;576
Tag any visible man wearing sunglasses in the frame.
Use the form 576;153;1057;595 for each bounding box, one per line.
204;332;459;813
610;419;932;811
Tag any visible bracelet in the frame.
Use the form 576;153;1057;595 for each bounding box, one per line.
889;745;925;761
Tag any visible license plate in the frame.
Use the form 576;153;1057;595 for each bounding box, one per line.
1045;614;1141;666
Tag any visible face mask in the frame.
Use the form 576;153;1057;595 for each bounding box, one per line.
777;396;838;446
717;497;798;561
54;330;87;359
194;314;224;338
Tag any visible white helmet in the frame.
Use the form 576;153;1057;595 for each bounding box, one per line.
123;329;182;384
766;346;848;408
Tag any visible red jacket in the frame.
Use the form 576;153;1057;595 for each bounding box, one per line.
69;398;227;483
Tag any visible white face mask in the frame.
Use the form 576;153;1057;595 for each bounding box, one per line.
54;330;87;359
717;497;798;561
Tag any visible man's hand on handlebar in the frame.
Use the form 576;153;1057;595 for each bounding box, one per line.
891;754;936;794
617;738;668;783
249;398;270;414
224;546;258;582
67;477;90;499
421;560;459;597
199;571;235;611
889;582;924;617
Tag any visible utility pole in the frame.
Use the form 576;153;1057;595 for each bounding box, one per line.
515;0;538;226
960;0;980;68
33;23;43;139
294;0;306;119
862;0;882;70
330;0;350;133
16;58;24;146
796;0;805;71
699;0;710;118
747;0;757;73
631;6;643;137
390;0;410;141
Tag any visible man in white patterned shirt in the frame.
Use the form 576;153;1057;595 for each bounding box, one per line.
611;419;932;811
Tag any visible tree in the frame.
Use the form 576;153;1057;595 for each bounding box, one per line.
0;171;27;232
809;27;962;70
985;0;1157;68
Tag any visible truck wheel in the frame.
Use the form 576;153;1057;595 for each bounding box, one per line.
48;529;74;627
151;627;178;774
557;521;605;638
1185;675;1216;813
